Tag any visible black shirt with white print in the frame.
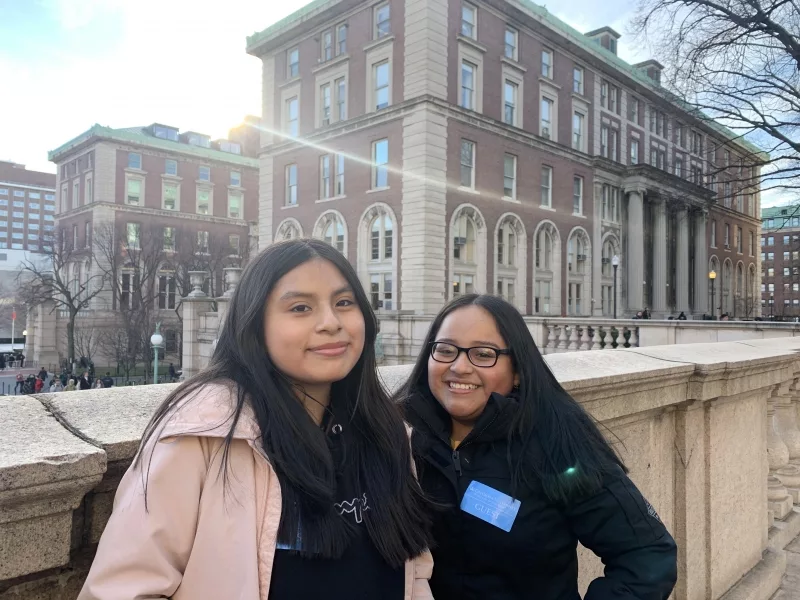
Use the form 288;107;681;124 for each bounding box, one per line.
268;415;404;600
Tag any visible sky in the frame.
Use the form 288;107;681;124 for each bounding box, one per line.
2;0;778;206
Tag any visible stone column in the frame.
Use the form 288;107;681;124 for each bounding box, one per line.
182;272;213;379
652;199;667;315
34;299;59;369
767;390;795;519
215;267;242;335
676;204;691;313
626;189;645;313
592;181;604;316
693;210;708;315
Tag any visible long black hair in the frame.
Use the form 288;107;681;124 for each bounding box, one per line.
135;239;431;566
396;294;626;504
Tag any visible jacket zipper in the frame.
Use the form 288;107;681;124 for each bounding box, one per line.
450;411;501;478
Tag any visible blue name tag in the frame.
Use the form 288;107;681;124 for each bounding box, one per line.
460;480;521;532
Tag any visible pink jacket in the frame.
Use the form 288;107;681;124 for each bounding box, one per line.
79;383;434;599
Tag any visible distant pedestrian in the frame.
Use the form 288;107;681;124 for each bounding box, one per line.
65;379;77;392
15;373;23;394
34;377;44;393
93;379;104;389
79;371;91;390
19;354;25;368
101;372;114;388
0;353;6;371
60;371;68;386
168;363;176;382
38;367;48;382
50;379;63;393
678;312;687;320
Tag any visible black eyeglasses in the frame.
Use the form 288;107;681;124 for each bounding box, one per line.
429;342;510;368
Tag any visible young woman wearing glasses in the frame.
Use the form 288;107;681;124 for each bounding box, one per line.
395;294;677;600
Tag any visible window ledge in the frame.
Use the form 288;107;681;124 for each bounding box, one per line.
161;174;182;182
227;185;244;191
124;168;146;176
196;180;214;186
458;186;480;195
457;34;487;54
539;76;561;90
281;204;299;210
366;187;390;194
500;56;526;72
572;213;587;219
279;76;302;89
316;195;346;204
572;92;589;104
538;205;556;212
502;196;521;204
312;53;350;74
363;35;395;53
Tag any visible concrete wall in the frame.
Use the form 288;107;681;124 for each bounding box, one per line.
4;339;800;599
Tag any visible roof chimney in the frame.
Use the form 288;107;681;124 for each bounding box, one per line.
584;26;621;56
633;59;665;86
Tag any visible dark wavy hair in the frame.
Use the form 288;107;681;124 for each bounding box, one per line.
395;294;626;503
135;239;431;566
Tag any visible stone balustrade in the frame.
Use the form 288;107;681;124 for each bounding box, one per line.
5;339;800;598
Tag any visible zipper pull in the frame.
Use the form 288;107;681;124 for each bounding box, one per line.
452;450;462;476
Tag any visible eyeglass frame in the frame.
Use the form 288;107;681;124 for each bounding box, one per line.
429;341;511;368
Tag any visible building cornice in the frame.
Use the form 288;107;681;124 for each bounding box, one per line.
54;202;251;228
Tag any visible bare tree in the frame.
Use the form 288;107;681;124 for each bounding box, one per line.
71;326;100;364
17;227;108;363
630;0;798;208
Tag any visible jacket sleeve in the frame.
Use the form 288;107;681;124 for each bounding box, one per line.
78;436;208;600
564;467;677;600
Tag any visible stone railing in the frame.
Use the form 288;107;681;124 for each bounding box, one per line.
4;339;800;598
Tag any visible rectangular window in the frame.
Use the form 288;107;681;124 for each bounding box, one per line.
737;227;743;252
72;181;79;209
337;24;347;55
601;82;608;108
227;192;241;218
503;154;516;199
286;164;298;205
28;192;40;199
12;190;23;198
375;3;390;38
601;126;609;158
573;176;583;215
374;61;390;110
163;227;175;252
128;152;142;169
609;86;618;113
197;188;210;215
540;166;553;208
631;139;639;164
322;30;333;61
288;47;299;78
336;78;347;121
321;83;332;125
573;67;584;94
165;159;177;176
320;155;332;199
85;178;93;203
541;97;553;139
541;49;553;78
72;224;78;248
461;61;476;110
286;97;299;137
461;4;477;38
675;156;683;177
572;112;584;150
460;140;475;189
126;223;140;248
373;139;389;189
12;200;24;208
504;27;518;60
503;80;517;125
163;183;178;210
157;275;177;310
230;170;241;187
0;189;6;196
197;231;209;253
199;165;210;181
725;224;731;247
229;234;240;255
335;154;345;196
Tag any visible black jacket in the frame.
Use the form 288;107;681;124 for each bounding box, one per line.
405;389;677;600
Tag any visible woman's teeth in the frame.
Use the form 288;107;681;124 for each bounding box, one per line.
449;382;478;390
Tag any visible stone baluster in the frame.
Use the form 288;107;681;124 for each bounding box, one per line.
546;324;557;354
628;326;639;348
774;379;800;503
579;326;592;351
568;325;580;351
557;326;570;352
589;326;602;351
767;389;795;519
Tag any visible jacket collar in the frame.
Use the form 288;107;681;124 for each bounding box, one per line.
406;385;518;448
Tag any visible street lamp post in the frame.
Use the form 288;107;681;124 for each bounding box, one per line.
150;322;164;385
709;270;717;319
611;255;620;319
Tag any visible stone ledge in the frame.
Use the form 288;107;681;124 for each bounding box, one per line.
720;549;786;600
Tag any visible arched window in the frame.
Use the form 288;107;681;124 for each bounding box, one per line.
601;236;619;317
313;211;348;257
276;218;302;241
357;204;397;312
709;256;720;316
494;214;526;312
566;228;591;316
453;214;477;297
723;259;733;315
371;214;392;262
533;222;561;315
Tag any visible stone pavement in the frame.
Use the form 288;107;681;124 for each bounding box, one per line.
774;537;800;598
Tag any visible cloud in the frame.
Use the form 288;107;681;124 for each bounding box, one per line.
1;0;308;172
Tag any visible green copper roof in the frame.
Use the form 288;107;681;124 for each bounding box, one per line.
761;205;800;220
49;124;258;168
246;0;764;159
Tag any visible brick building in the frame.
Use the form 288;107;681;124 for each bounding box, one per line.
248;0;763;319
25;122;258;366
760;206;800;319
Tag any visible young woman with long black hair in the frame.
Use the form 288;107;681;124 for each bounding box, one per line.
79;239;434;600
396;294;677;600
